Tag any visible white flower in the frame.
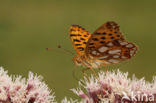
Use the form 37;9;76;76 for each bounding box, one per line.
71;69;156;103
0;67;55;103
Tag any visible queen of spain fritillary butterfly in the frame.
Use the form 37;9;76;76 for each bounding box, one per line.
69;21;137;69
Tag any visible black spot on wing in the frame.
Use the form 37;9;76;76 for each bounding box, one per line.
70;34;77;36
116;34;120;37
73;39;81;42
111;37;114;39
70;34;81;37
109;33;113;36
113;40;120;46
77;47;84;51
94;32;106;35
88;46;95;49
70;29;75;31
100;41;105;44
81;28;85;31
102;32;106;35
80;38;85;41
84;35;88;37
101;37;106;39
92;38;99;41
89;43;94;45
77;34;81;36
75;44;82;46
94;32;101;35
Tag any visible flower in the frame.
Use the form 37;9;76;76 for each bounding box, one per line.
71;69;156;103
61;97;85;103
0;67;55;103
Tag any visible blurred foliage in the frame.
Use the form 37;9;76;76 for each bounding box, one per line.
0;0;156;101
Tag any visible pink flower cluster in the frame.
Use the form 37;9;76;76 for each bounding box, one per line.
71;70;156;103
1;67;156;103
0;67;55;103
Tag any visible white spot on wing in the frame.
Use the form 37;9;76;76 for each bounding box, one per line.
104;61;110;64
108;59;120;63
113;55;120;58
118;40;128;45
97;52;100;55
133;47;137;51
130;50;135;56
89;55;94;59
98;46;108;53
108;49;121;54
120;42;128;45
94;60;102;65
126;44;133;48
92;60;103;68
98;55;108;59
107;42;113;46
91;51;97;55
91;51;100;56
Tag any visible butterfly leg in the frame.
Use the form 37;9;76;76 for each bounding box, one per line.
98;67;102;71
88;67;101;82
82;68;90;80
105;66;108;72
82;67;100;82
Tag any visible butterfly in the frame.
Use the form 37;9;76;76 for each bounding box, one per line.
69;21;137;69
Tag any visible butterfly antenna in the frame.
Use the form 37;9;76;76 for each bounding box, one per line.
46;45;74;56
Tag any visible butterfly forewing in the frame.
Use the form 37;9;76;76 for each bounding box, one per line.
86;21;137;64
69;25;91;56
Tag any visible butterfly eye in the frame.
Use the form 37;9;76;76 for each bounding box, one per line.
73;57;82;66
75;60;82;66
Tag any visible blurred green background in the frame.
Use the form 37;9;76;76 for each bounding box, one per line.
0;0;156;101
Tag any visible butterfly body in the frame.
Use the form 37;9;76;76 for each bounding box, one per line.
73;55;105;69
70;21;137;69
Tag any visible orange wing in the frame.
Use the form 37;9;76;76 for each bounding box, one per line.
69;25;91;56
86;21;124;50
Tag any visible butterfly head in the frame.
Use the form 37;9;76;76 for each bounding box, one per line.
72;56;83;66
72;55;93;68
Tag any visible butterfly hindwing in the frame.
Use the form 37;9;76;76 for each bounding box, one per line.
69;25;91;56
86;21;137;64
